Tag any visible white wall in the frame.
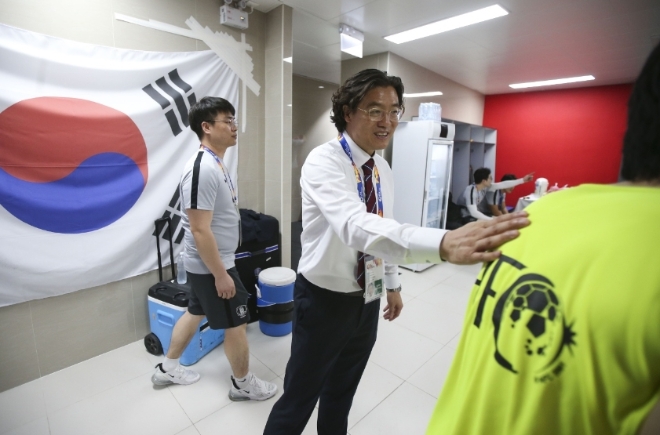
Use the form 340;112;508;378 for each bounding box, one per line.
0;0;288;392
342;52;486;126
291;75;339;221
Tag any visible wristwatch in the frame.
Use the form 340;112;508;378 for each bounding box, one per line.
386;285;402;293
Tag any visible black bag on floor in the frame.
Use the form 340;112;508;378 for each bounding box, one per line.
235;210;281;323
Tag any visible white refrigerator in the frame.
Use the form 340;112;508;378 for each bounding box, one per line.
391;121;455;272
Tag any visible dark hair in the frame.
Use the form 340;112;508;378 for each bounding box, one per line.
188;97;235;140
474;167;492;184
330;69;405;133
501;173;516;182
621;42;660;182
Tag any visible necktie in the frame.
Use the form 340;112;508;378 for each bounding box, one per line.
357;158;377;290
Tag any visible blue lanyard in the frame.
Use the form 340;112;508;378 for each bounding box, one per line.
338;134;384;217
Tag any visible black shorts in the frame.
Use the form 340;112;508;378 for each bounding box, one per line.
187;267;250;329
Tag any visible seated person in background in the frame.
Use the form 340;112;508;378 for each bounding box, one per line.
460;168;533;221
425;41;660;435
480;173;519;217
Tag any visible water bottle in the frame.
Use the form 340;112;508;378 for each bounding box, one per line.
176;252;187;284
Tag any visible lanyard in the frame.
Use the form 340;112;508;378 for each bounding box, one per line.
338;134;383;217
200;146;242;245
200;145;238;211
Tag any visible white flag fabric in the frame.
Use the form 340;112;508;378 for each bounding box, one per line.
0;24;239;307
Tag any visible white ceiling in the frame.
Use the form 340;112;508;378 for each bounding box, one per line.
249;0;660;94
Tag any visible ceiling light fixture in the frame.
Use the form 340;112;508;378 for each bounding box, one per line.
384;5;508;44
339;24;364;58
403;91;443;97
283;57;292;63
509;75;595;89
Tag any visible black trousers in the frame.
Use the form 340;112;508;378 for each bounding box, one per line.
263;274;380;435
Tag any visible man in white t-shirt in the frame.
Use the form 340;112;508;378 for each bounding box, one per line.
151;97;276;402
461;168;533;221
478;173;522;216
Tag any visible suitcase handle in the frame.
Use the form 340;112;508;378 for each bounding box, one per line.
154;217;176;282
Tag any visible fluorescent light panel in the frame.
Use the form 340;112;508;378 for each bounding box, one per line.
509;75;595;89
340;34;363;57
340;24;364;58
404;91;443;97
385;5;508;44
283;57;292;63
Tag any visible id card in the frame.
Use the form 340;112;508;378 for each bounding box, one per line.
364;255;384;304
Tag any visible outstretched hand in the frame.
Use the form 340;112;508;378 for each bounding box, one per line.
523;172;535;183
439;211;530;264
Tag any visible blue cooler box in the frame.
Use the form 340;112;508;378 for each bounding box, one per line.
146;283;224;366
257;267;296;337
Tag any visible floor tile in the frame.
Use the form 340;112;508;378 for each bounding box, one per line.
445;333;461;350
440;268;480;292
168;343;277;423
194;377;316;435
47;373;191;435
348;362;404;430
175;426;200;435
41;340;153;413
246;325;292;377
349;382;437;435
407;346;457;399
395;268;445;298
1;417;50;435
369;321;443;380
393;298;464;345
0;379;46;434
415;281;471;314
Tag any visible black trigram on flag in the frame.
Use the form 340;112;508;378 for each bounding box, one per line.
153;185;185;244
143;69;197;136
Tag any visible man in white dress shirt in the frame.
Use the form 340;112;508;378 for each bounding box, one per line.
263;69;530;435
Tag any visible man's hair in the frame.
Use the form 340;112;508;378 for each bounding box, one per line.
474;167;492;184
189;97;235;140
621;42;660;182
501;173;516;182
330;69;405;133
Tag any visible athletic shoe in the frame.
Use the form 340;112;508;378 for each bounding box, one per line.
151;363;200;386
228;373;277;401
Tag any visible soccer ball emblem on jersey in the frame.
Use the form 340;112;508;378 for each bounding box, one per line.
491;271;576;382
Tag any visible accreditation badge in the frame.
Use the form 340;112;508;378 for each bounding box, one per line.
364;255;384;304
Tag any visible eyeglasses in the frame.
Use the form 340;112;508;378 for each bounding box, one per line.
206;118;239;127
357;107;403;122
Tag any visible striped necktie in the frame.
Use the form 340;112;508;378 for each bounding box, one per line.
357;158;377;290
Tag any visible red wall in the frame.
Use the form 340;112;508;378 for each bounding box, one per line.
483;84;633;206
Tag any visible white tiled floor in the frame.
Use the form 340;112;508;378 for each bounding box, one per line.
0;263;482;435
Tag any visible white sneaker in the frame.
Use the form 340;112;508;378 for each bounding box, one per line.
151;363;200;386
228;373;277;401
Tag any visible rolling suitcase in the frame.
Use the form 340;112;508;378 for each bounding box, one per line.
143;217;224;366
235;210;281;323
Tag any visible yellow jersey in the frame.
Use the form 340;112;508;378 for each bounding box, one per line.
427;184;660;435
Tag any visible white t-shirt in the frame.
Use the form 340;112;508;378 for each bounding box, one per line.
460;179;524;220
485;189;506;210
180;148;240;274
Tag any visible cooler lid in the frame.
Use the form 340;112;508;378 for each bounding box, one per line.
259;267;296;286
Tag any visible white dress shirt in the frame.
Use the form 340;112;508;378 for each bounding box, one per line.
297;133;446;293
